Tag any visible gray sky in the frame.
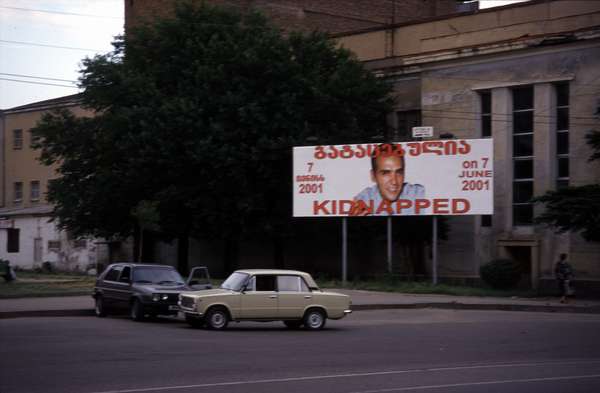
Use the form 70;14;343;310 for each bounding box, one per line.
0;0;527;110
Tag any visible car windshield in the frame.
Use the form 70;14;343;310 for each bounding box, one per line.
221;272;249;291
132;267;184;285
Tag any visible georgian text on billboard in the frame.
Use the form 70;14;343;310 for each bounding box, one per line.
293;139;493;217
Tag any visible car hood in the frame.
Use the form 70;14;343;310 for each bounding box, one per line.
133;283;189;293
183;288;233;297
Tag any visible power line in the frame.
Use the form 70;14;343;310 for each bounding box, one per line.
0;78;79;89
0;39;107;52
0;73;77;84
0;6;122;19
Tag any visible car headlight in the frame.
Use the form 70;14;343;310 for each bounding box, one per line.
152;293;169;302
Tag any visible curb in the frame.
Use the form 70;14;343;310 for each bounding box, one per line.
2;303;600;319
0;309;94;319
352;303;600;314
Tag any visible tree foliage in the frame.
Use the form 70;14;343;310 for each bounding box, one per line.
31;2;392;270
533;130;600;242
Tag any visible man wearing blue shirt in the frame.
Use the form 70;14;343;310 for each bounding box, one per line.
350;144;425;216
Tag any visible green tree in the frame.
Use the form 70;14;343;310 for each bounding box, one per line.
32;2;392;273
533;130;600;241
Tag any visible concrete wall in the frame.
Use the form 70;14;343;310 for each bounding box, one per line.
338;1;600;61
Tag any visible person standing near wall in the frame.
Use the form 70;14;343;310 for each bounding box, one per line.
555;253;574;303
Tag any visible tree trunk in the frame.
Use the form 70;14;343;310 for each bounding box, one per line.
223;235;239;275
273;235;285;269
133;224;141;263
177;235;189;275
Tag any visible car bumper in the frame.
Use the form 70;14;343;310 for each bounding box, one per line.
143;302;180;315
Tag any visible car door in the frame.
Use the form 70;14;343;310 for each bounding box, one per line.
239;274;278;319
186;266;212;290
100;266;123;307
276;275;311;319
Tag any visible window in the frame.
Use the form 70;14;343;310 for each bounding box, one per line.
119;267;132;283
7;228;20;253
13;182;23;204
479;90;493;227
556;83;569;189
480;91;491;138
30;181;40;202
13;129;23;149
73;239;87;248
396;110;421;140
104;267;122;282
47;240;61;250
512;86;534;226
277;276;309;292
254;275;276;291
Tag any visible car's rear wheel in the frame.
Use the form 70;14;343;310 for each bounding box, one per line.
130;299;146;321
205;307;229;330
283;320;303;329
185;314;205;328
303;308;326;330
94;296;107;317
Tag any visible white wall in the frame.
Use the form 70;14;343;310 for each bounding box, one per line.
0;214;98;271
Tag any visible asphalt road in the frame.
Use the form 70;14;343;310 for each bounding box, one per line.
1;310;600;393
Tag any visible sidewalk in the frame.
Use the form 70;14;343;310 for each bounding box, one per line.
2;289;600;319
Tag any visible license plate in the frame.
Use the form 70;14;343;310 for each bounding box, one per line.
169;305;179;311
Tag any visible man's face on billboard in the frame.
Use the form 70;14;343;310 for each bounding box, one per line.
371;155;405;202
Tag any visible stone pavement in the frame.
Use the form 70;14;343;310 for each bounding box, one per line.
1;289;600;319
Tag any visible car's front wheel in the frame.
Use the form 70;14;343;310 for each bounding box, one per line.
130;299;146;322
94;296;107;317
185;314;205;328
205;307;229;330
303;308;326;330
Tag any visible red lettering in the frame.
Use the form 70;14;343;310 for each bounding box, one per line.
432;199;449;214
376;201;394;215
452;198;470;214
414;199;431;214
395;199;413;213
313;200;330;215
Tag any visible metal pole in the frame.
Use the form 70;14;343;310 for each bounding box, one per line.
432;216;438;285
387;217;392;273
342;218;348;287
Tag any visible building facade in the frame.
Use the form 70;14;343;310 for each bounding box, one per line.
0;96;121;272
334;0;600;291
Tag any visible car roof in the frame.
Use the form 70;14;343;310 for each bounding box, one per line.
235;269;308;276
109;263;176;269
234;269;318;287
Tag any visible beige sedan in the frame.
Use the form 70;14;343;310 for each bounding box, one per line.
178;269;352;330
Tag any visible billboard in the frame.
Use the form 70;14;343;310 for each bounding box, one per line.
293;139;493;217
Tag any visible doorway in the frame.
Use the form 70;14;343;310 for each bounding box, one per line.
505;246;532;289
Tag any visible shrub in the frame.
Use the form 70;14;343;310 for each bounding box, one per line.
479;259;522;289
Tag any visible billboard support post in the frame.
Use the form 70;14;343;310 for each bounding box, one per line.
342;217;347;286
432;216;438;285
387;217;392;273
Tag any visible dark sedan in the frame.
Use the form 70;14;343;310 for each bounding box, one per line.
93;263;210;321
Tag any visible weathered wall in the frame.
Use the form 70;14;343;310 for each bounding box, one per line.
125;0;460;34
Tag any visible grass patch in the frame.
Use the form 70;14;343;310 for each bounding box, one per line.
318;279;539;298
0;271;95;299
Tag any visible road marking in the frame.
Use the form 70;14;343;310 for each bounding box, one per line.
346;374;600;392
88;359;600;393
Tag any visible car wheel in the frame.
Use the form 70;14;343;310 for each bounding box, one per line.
303;308;326;330
283;320;303;329
205;307;229;330
185;314;205;328
95;296;107;317
130;299;146;322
